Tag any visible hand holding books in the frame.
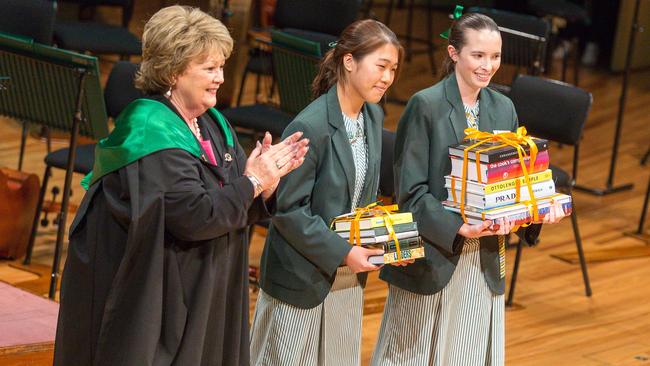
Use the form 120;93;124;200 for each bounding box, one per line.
332;203;425;266
458;217;516;238
443;127;572;230
533;200;567;225
344;246;385;273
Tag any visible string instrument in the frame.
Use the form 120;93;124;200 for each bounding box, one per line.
0;167;39;259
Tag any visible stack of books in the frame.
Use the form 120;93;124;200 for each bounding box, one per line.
443;136;572;225
332;207;424;265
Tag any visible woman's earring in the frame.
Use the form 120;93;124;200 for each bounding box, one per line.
165;87;172;98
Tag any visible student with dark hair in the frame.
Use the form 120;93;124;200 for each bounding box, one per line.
250;19;403;365
371;13;566;365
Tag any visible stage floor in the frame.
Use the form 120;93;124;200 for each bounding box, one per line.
1;1;649;364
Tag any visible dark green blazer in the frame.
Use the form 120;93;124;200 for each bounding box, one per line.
380;73;540;295
259;85;384;309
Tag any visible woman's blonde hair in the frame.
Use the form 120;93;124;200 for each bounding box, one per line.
135;5;233;94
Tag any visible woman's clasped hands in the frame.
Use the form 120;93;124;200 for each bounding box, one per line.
244;131;309;199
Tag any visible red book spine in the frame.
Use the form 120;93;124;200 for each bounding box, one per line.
485;152;550;183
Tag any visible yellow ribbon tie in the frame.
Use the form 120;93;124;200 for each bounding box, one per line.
459;127;540;225
335;202;404;262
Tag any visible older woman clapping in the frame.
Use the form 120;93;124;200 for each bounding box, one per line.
53;5;308;366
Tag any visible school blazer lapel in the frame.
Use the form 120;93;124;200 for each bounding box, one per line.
359;102;379;205
445;73;470;143
445;73;497;141
326;85;356;205
478;87;496;134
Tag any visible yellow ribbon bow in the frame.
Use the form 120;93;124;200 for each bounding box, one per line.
458;127;541;226
333;202;404;261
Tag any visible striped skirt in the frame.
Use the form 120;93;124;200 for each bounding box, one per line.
250;266;363;366
371;238;505;366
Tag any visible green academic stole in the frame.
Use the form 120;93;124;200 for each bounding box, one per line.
82;98;233;189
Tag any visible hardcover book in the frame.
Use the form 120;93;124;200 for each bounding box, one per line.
333;212;413;232
442;193;572;225
336;222;418;238
449;150;550;183
446;178;556;209
366;236;425;264
449;138;548;164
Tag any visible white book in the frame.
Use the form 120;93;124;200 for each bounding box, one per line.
443;193;572;225
446;178;556;209
337;230;420;244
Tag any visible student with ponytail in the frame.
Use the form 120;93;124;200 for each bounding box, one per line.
371;11;566;365
250;19;403;365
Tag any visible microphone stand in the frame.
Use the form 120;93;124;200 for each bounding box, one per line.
574;0;642;195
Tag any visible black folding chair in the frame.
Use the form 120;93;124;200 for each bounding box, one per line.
506;74;593;305
223;31;321;139
237;0;360;106
52;0;141;59
0;0;58;171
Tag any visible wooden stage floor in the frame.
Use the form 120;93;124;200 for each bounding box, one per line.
1;2;649;365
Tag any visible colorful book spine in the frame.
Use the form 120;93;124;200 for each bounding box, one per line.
450;150;550;183
345;230;420;244
369;246;425;265
333;212;414;231
445;169;553;195
446;178;556;209
336;222;418;237
449;138;549;163
442;194;572;225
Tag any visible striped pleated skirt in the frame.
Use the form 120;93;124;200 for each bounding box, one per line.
250;266;363;366
371;238;505;366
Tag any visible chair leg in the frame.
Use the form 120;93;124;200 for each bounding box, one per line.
572;38;580;86
254;74;261;103
570;201;592;296
236;68;249;106
268;77;276;100
561;42;569;82
23;166;51;265
506;238;524;307
18;121;28;171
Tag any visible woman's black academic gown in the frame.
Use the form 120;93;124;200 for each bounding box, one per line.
54;97;272;366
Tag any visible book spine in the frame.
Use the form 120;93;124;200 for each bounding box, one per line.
358;230;420;244
451;151;550;183
485;141;548;163
381;236;422;250
485;157;549;183
383;246;425;264
486;150;549;170
446;169;553;195
483;180;555;209
447;179;555;209
496;202;573;224
334;212;414;231
484;169;552;194
450;140;549;163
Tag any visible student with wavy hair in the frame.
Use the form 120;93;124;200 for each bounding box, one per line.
372;12;566;365
250;19;403;365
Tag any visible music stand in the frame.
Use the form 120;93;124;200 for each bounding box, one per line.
0;32;108;299
573;0;643;196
